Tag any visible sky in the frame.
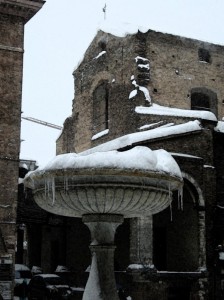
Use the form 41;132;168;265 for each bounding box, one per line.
20;0;224;167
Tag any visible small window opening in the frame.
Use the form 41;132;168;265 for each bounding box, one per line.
198;48;211;63
98;40;107;51
93;82;109;134
190;87;218;115
191;92;210;111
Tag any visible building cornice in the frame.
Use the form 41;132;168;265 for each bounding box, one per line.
0;0;45;23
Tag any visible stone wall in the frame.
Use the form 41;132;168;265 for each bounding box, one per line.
0;1;44;298
57;29;224;154
0;11;24;264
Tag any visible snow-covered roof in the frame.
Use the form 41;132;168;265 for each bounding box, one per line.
135;104;217;122
31;146;182;179
82;120;202;155
98;21;149;38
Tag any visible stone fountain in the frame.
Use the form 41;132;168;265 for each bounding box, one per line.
24;146;183;300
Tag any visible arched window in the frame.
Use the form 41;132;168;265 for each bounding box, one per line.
191;87;217;115
93;82;109;133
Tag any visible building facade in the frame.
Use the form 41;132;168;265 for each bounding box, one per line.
54;29;224;299
0;1;44;298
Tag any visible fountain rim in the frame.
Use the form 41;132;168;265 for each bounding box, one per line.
24;166;183;191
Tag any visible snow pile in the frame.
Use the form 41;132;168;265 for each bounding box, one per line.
25;147;182;182
135;104;217;121
214;121;224;133
82;120;202;155
91;129;109;140
139;121;164;130
93;50;106;60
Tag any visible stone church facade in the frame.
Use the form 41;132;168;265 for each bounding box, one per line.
54;29;224;299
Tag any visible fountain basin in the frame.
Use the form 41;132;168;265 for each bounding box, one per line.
25;168;181;218
24;147;183;218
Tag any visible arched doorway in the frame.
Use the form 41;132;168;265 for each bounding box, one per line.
153;177;203;272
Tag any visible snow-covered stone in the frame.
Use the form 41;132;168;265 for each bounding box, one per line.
135;104;217;121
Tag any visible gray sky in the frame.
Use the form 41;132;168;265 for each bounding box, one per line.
20;0;224;167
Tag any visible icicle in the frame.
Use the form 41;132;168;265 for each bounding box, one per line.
168;183;173;221
64;176;69;193
168;183;172;201
170;201;173;222
45;180;47;198
178;186;183;210
51;178;55;205
46;179;51;198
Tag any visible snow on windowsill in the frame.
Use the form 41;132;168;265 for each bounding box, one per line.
91;129;109;140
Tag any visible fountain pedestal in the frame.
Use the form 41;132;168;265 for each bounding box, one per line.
82;214;123;300
24;147;183;300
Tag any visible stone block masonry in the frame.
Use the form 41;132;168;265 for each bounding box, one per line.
0;1;44;298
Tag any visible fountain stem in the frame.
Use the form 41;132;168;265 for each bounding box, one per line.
82;214;123;300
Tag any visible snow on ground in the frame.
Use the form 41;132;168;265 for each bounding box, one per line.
135;104;217;121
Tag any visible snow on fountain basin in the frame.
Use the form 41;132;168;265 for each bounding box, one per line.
24;146;183;218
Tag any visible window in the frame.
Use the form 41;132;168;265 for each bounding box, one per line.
198;48;211;63
191;92;210;111
191;87;217;115
93;82;109;134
